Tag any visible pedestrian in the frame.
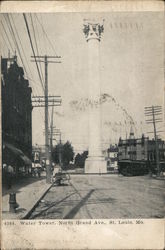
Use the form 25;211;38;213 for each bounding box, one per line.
7;165;14;189
36;163;41;178
37;167;41;178
3;163;7;185
34;167;38;177
32;163;36;177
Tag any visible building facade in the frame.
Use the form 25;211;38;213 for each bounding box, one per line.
118;134;148;162
118;127;165;173
1;56;32;175
107;145;118;169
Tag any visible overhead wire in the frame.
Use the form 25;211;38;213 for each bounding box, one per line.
35;14;64;126
39;14;48;55
25;14;50;128
7;15;42;100
35;13;76;92
4;14;29;77
27;14;45;121
24;14;45;122
30;14;44;84
3;14;45;123
1;21;15;54
23;13;45;92
30;14;51;127
0;33;10;56
10;14;36;84
33;14;51;125
35;14;58;126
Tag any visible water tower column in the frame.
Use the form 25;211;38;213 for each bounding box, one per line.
83;19;107;173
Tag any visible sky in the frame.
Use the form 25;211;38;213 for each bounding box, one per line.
1;12;165;153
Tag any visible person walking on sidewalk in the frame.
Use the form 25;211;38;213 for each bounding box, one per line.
7;165;14;189
37;167;41;178
36;163;42;178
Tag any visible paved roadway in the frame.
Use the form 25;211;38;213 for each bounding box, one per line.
29;174;165;219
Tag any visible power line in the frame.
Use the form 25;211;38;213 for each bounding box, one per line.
1;21;14;53
35;14;58;56
4;14;29;77
23;13;44;92
38;14;48;55
2;15;45;125
29;14;44;84
10;14;45;123
10;14;35;81
3;15;40;92
35;14;74;92
33;14;46;83
0;32;10;55
9;14;45;123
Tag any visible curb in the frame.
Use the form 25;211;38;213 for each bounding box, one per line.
66;172;118;175
22;183;53;219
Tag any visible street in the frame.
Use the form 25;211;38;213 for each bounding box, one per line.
29;174;165;219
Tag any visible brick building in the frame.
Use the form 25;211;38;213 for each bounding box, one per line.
118;132;148;161
118;126;165;172
1;56;32;176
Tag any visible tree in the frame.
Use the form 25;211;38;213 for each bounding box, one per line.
75;150;88;168
63;141;74;166
52;141;74;167
52;143;61;165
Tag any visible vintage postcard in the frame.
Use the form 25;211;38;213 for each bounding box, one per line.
0;1;165;249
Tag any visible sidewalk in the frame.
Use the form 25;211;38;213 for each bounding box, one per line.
2;172;52;219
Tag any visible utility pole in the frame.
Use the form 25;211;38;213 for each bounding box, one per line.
51;129;62;167
44;128;62;168
45;56;49;179
31;55;61;183
144;105;163;176
59;132;62;168
49;101;55;171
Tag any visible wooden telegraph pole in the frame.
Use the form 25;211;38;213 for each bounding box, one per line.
145;105;163;176
31;55;61;183
51;129;62;167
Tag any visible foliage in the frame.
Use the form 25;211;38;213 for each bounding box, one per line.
52;141;74;167
75;150;88;168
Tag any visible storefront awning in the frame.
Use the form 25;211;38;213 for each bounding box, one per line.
3;142;32;166
20;154;32;166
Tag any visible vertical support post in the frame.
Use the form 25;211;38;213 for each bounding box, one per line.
45;55;51;183
59;133;62;167
30;54;61;183
49;102;54;171
152;106;160;176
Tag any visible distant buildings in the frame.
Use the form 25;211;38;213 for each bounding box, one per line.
118;133;148;162
1;55;32;177
118;126;165;173
107;145;118;169
32;145;46;165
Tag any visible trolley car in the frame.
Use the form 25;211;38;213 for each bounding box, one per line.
118;160;149;176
